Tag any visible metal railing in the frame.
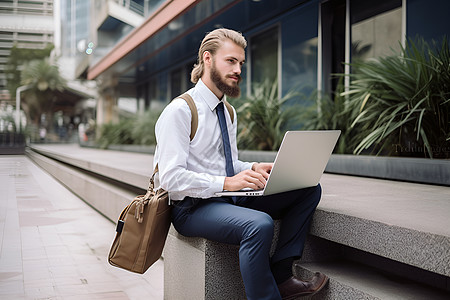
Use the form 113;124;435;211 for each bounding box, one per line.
118;0;144;16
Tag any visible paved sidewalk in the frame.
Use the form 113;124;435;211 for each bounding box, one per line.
0;155;163;300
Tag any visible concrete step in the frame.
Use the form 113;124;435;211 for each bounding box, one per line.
28;145;450;275
313;175;450;279
26;148;138;222
294;260;450;300
29;144;153;190
26;144;450;299
298;235;450;298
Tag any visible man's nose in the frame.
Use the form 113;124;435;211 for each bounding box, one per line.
233;64;242;75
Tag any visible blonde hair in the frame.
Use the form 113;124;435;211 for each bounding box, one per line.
191;28;247;83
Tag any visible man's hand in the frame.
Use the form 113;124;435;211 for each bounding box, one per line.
223;163;273;191
252;162;273;179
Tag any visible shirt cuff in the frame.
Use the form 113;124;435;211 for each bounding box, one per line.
211;175;226;193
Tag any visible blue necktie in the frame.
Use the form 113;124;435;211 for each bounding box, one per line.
216;102;235;177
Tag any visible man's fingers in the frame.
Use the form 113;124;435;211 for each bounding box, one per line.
225;169;267;191
244;171;266;189
253;163;273;180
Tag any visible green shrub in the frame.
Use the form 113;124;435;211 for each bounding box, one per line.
230;80;303;151
96;108;162;149
131;109;162;145
301;79;360;154
96;119;135;149
342;36;450;158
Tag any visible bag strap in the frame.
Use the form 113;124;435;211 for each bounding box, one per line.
223;100;235;124
148;94;199;197
177;93;198;141
176;94;234;137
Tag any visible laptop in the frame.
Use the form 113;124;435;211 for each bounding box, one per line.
215;130;341;197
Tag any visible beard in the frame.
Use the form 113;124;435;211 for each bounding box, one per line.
210;61;241;98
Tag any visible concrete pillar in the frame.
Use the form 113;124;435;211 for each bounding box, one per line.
96;76;119;126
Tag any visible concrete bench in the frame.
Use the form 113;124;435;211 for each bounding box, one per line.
164;221;282;300
164;226;245;299
27;145;450;300
162;174;450;299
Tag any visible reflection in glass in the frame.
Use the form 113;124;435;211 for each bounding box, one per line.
250;27;278;88
352;7;402;62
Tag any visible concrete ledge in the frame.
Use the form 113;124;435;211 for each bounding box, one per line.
164;221;283;300
310;209;450;277
238;150;450;186
0;146;25;154
26;149;136;222
326;154;450;186
27;145;450;277
26;144;450;298
165;227;450;300
164;226;245;300
295;260;450;300
67;144;450;186
30;144;152;190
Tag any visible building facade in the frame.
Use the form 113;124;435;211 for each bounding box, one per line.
86;0;450;125
0;0;54;104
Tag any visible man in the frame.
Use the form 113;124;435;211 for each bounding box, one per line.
154;28;328;300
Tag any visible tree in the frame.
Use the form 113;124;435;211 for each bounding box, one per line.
20;58;67;126
5;44;54;98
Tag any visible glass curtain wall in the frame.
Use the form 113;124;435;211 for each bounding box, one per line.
136;0;322;110
281;2;318;99
60;0;90;59
321;0;403;96
351;0;402;62
250;27;279;90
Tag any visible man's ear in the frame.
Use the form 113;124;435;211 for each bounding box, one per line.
203;51;212;66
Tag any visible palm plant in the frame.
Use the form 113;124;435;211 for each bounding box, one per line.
341;37;450;158
301;79;360;154
5;44;54;99
230;80;302;151
20;58;67;125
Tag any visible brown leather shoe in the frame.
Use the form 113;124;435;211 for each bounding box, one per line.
277;272;329;300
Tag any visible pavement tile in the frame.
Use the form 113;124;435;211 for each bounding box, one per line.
0;156;163;300
0;280;24;297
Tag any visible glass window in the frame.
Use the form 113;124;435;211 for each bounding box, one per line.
250;27;278;89
185;61;196;91
147;74;168;110
137;84;147;111
170;67;183;99
281;2;318;97
351;0;402;61
321;0;402;95
283;37;318;96
146;0;168;17
157;72;168;104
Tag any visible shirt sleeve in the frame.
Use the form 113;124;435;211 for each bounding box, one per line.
155;99;225;200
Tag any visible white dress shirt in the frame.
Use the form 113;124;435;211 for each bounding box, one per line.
153;79;254;201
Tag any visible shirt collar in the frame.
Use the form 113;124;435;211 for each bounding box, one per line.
196;79;226;111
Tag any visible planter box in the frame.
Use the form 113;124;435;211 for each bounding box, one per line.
0;133;26;154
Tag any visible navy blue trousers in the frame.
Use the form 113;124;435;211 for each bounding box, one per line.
171;184;322;300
